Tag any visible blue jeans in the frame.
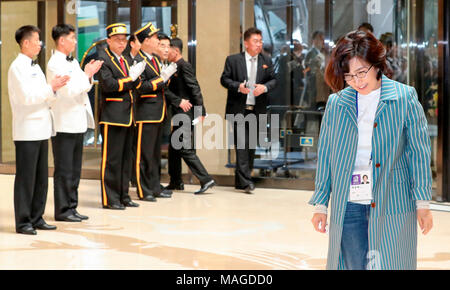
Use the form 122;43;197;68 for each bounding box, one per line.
341;202;370;270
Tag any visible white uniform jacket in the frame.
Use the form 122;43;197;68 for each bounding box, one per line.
46;50;95;134
8;53;56;141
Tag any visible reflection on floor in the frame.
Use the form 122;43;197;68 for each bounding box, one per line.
0;174;448;270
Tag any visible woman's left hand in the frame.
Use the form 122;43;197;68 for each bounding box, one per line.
417;209;433;235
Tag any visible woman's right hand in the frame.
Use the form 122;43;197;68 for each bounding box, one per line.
311;213;328;233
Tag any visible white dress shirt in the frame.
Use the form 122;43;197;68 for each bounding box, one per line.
143;51;153;62
8;53;56;141
245;51;257;105
47;50;94;133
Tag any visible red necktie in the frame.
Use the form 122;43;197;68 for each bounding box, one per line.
151;58;159;73
119;57;127;76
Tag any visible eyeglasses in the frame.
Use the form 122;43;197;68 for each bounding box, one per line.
250;39;264;45
344;65;373;82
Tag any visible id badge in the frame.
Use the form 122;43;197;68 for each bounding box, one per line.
349;168;373;201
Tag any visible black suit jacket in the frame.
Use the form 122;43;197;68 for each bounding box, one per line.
165;58;206;119
134;51;168;123
98;47;140;126
220;52;276;116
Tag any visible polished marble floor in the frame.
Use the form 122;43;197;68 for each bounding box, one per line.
0;174;448;270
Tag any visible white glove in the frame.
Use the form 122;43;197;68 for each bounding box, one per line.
129;61;146;81
160;62;177;82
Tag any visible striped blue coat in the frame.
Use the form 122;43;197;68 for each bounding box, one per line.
309;75;432;270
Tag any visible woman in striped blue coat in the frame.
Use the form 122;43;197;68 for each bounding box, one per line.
309;31;433;270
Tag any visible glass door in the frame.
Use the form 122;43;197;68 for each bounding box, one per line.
248;0;326;180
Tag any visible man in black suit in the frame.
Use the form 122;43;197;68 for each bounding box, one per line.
165;38;216;194
97;23;144;210
220;27;276;193
133;22;177;201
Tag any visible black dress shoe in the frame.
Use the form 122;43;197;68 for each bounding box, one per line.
163;188;173;195
165;183;184;190
122;200;140;207
244;183;255;194
154;189;172;198
17;226;37;235
35;222;57;230
56;215;82;222
194;180;216;195
141;195;157;202
103;204;126;210
73;210;89;220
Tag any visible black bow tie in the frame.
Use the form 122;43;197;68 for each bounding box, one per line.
31;59;38;66
66;55;74;62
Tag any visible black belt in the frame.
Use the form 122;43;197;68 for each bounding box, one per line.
245;105;255;111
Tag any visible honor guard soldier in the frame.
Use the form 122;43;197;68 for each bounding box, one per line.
97;23;146;210
133;22;178;201
8;25;70;234
123;34;141;188
47;24;103;222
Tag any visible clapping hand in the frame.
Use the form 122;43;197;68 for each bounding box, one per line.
161;62;178;82
84;59;104;78
51;74;70;92
129;61;146;81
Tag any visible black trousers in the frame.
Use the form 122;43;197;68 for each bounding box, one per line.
168;121;212;186
135;122;163;198
233;110;259;189
51;132;84;219
100;124;132;206
14;140;49;231
130;125;138;186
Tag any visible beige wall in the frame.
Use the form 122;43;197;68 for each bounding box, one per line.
193;0;241;175
242;0;255;36
177;0;189;60
1;1;38;163
45;1;58;64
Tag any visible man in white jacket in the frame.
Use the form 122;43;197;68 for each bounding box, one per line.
8;25;69;235
47;24;103;222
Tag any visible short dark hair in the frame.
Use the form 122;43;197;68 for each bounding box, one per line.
313;30;324;39
128;33;137;45
170;37;183;53
379;32;394;48
358;22;374;33
52;24;75;41
15;25;40;46
243;27;262;41
324;30;387;92
158;32;170;42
